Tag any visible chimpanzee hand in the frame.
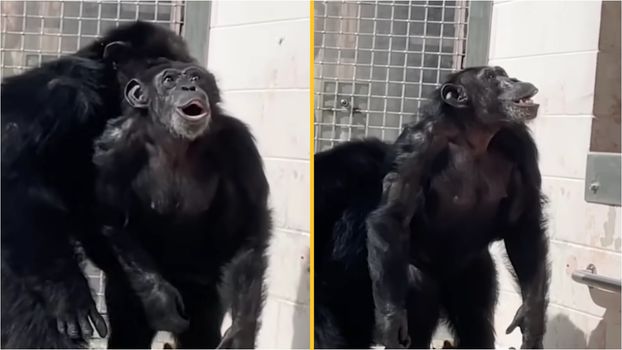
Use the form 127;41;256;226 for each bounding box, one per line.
216;325;242;349
216;321;255;349
370;173;412;349
139;277;189;334
379;310;410;349
99;226;189;333
50;288;108;339
506;303;544;349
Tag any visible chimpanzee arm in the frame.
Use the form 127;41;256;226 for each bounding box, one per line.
503;132;549;349
92;119;189;333
99;225;189;333
217;232;269;349
1;66;110;341
366;120;449;348
366;173;415;349
504;212;549;349
217;120;271;349
8;186;107;340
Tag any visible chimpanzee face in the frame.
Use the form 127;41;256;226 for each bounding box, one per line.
124;61;220;140
439;66;539;125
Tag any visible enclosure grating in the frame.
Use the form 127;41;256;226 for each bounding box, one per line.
0;1;184;342
0;0;184;78
314;0;469;151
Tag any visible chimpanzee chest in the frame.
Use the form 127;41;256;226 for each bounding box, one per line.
409;144;515;270
426;143;514;227
133;147;219;217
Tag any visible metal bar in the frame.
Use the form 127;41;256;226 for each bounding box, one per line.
464;0;492;67
182;0;211;64
453;0;467;70
381;1;395;140
170;0;185;34
349;2;361;141
572;264;622;293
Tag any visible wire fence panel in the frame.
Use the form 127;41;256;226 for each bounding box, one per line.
0;1;184;344
0;0;184;78
314;0;469;151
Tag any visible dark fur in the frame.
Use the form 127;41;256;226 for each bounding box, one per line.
92;61;271;349
1;21;193;348
315;67;550;349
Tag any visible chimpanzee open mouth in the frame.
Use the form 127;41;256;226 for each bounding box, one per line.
178;99;209;120
512;90;538;107
510;88;539;120
513;96;536;107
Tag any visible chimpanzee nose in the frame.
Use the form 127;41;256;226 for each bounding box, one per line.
522;82;538;95
181;85;196;91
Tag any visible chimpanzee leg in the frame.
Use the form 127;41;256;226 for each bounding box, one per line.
105;275;156;349
176;286;224;349
442;252;497;349
406;264;441;349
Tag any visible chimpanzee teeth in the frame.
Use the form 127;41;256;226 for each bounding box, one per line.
514;98;534;105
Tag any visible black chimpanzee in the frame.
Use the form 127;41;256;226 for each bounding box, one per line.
92;59;271;349
314;66;549;349
1;22;193;348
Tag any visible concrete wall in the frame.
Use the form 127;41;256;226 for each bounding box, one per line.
204;1;310;348
487;1;621;348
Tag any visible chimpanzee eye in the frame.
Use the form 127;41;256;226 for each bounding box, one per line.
486;70;496;80
190;75;199;82
163;75;174;83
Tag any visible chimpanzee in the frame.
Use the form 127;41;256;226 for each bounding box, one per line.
92;59;271;349
1;22;194;348
315;66;549;349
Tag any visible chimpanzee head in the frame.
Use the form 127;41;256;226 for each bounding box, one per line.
439;66;539;125
96;23;196;94
123;61;221;140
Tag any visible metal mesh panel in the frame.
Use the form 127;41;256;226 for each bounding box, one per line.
314;0;469;151
0;0;184;78
0;1;184;345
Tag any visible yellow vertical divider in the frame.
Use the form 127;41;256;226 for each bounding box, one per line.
309;1;315;349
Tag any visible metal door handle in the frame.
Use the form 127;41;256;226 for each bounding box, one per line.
571;264;621;293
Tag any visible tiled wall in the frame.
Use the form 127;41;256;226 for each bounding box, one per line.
487;1;621;348
204;2;310;348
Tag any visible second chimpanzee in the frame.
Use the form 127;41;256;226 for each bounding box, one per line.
1;21;194;349
315;66;549;349
93;60;271;349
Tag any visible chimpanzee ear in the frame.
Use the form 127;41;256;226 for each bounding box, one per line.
103;41;132;63
124;79;148;108
440;83;469;108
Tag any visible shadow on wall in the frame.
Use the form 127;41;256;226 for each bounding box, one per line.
543;314;588;349
544;287;621;349
587;288;621;348
291;249;311;349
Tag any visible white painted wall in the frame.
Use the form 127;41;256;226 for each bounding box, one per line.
487;1;621;348
204;1;310;348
